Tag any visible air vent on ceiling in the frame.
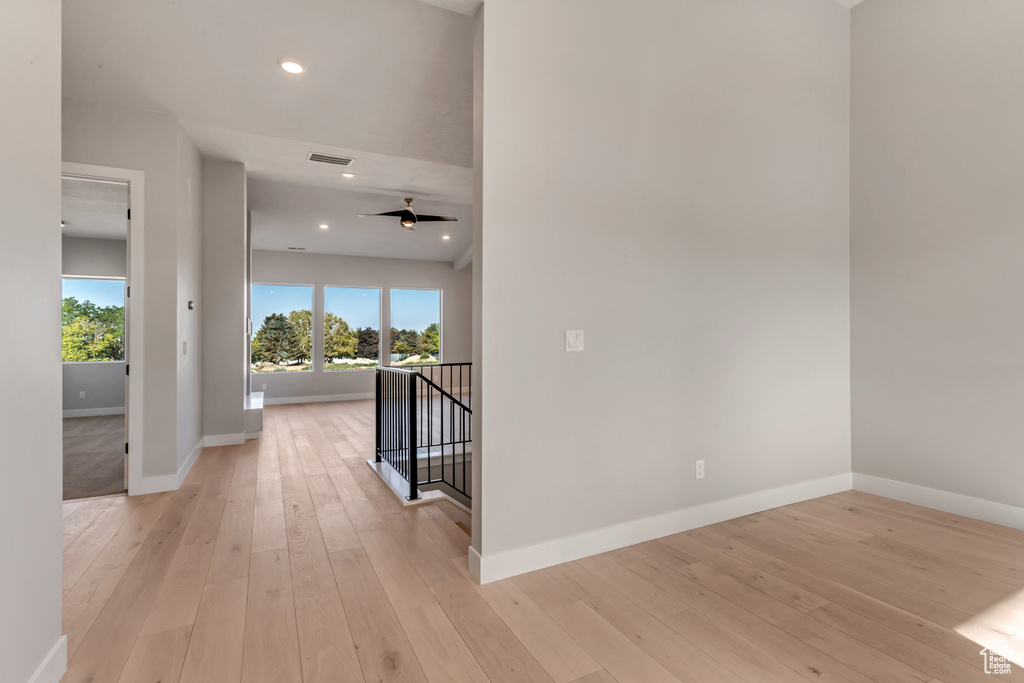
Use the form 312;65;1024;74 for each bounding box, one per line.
287;247;306;251
308;152;354;167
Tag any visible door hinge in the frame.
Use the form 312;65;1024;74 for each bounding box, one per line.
125;442;129;454
126;364;130;376
126;285;130;298
127;208;131;220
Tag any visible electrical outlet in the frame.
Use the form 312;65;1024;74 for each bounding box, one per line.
79;391;86;399
696;460;705;480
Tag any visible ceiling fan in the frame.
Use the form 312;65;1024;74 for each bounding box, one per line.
357;198;457;232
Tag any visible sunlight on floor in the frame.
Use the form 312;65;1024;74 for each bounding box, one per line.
955;587;1024;671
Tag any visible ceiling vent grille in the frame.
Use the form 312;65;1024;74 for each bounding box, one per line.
308;152;354;167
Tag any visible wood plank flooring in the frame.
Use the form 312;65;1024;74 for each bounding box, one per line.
62;400;1024;682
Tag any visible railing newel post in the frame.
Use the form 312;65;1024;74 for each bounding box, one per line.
407;371;419;500
375;368;382;462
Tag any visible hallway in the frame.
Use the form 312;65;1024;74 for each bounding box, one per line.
61;402;1024;682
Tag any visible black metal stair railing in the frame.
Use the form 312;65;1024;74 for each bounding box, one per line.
375;362;472;501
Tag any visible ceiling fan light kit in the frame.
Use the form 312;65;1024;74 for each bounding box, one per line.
357;197;458;232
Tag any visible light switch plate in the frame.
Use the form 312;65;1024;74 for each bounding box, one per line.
565;330;584;352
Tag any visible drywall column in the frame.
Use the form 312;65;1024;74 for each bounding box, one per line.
176;127;204;469
0;1;66;681
202;160;248;442
851;1;1024;516
476;0;850;582
470;5;485;573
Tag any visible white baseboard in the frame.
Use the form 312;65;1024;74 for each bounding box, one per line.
203;433;246;447
468;545;482;582
475;473;853;584
264;392;374;406
853;473;1024;531
62;407;125;418
177;439;202;486
28;635;66;683
244;431;261;440
131;439;204;495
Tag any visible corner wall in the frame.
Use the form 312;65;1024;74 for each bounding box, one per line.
0;1;66;680
63;98;205;488
177;126;204;468
851;0;1024;519
476;0;852;580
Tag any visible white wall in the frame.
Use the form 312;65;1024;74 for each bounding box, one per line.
476;0;851;579
62;363;125;415
62;236;126;278
177;127;204;467
251;249;473;402
202;160;248;440
64;98;203;484
0;1;66;681
851;0;1024;511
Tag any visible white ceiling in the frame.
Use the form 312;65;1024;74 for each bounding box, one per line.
249;178;471;262
832;0;865;7
186;124;473;206
63;0;475;262
63;0;474;168
63;0;862;261
61;177;129;241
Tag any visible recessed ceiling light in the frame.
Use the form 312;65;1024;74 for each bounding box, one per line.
442;235;450;240
319;224;329;230
278;59;304;74
341;173;355;178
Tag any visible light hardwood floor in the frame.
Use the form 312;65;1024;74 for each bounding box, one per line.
62;401;1024;682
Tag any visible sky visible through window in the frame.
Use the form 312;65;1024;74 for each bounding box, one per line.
324;287;380;329
62;278;125;307
252;285;440;331
391;289;440;331
252;284;312;325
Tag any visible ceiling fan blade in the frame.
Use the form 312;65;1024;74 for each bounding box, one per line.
357;210;407;218
415;215;458;222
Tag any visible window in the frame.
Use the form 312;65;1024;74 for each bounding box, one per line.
62;278;125;362
390;289;441;365
324;287;381;371
251;284;313;373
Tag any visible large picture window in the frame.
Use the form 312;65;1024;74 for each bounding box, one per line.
324;287;381;371
390;289;441;366
251;284;314;373
62;278;126;362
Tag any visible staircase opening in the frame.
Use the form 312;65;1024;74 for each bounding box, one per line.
372;362;472;518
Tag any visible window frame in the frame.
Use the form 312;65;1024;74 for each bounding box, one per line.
61;275;128;365
250;281;316;376
388;286;443;366
322;284;383;373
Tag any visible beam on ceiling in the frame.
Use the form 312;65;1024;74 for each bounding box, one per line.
453;245;473;271
418;0;482;17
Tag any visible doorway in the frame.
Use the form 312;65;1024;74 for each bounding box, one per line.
61;173;131;499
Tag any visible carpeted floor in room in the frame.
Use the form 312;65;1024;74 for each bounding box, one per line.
63;414;126;500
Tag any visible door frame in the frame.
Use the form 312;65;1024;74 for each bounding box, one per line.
62;161;145;496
